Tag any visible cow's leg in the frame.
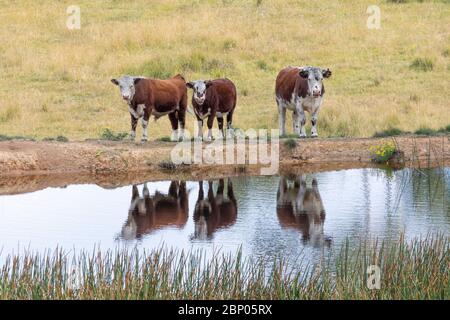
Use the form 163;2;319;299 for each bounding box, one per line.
311;102;322;138
295;175;307;213
169;112;179;142
177;109;186;141
217;179;224;195
217;116;224;140
292;109;299;136
178;95;187;141
215;179;224;203
198;181;204;201
130;113;138;140
227;179;236;203
196;118;203;140
295;102;307;138
206;113;215;141
141;110;150;142
226;110;234;139
277;99;286;136
277;177;287;206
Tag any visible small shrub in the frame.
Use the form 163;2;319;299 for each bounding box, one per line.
0;106;19;123
0;134;34;141
56;135;69;142
373;128;405;138
158;160;177;170
409;58;434;72
42;136;68;142
222;39;237;51
284;138;298;150
409;94;420;103
256;60;271;71
370;140;397;164
157;136;172;142
100;128;128;141
437;125;450;133
414;127;436;136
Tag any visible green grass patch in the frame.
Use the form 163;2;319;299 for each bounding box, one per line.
414;127;436;135
410;58;434;72
373;128;406;137
100;128;129;141
437;125;450;133
42;135;69;142
283;138;298;150
0;134;34;141
156;136;172;142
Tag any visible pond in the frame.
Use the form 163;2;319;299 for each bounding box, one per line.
0;167;449;266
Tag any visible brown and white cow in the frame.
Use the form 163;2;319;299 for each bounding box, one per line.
186;78;237;141
111;74;187;142
276;175;331;247
275;66;332;137
192;179;237;240
120;181;189;240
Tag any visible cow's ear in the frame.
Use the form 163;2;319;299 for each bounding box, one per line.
205;80;213;88
133;78;142;85
322;68;332;78
111;79;119;85
299;69;309;79
186;82;194;89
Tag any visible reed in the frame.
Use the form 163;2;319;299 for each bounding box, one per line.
0;234;447;299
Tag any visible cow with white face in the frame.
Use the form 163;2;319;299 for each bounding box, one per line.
275;66;332;138
111;74;187;142
187;78;237;141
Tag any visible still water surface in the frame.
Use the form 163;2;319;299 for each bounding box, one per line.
0;167;448;264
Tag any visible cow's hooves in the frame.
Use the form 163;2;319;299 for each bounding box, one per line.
141;139;148;143
299;135;307;139
311;134;318;138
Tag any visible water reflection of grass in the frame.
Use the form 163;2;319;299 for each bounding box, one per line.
0;235;447;299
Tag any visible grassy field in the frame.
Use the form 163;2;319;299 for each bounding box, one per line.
0;0;449;140
0;235;447;299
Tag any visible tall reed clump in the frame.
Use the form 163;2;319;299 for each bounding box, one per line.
0;235;448;300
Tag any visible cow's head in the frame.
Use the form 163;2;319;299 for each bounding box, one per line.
111;75;142;102
186;80;213;105
299;67;332;97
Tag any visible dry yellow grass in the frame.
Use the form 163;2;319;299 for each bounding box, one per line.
0;0;449;140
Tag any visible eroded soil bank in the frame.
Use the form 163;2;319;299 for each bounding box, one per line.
0;135;448;195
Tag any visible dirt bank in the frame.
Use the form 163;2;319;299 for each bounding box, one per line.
0;135;448;195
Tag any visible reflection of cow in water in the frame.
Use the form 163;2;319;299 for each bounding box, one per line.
277;175;331;247
193;179;237;240
121;181;189;240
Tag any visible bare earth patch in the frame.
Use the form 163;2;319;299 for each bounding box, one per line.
0;135;448;195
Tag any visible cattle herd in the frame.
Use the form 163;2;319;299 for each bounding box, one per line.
111;66;332;142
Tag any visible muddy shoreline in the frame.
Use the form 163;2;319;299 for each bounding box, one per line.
0;135;448;195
